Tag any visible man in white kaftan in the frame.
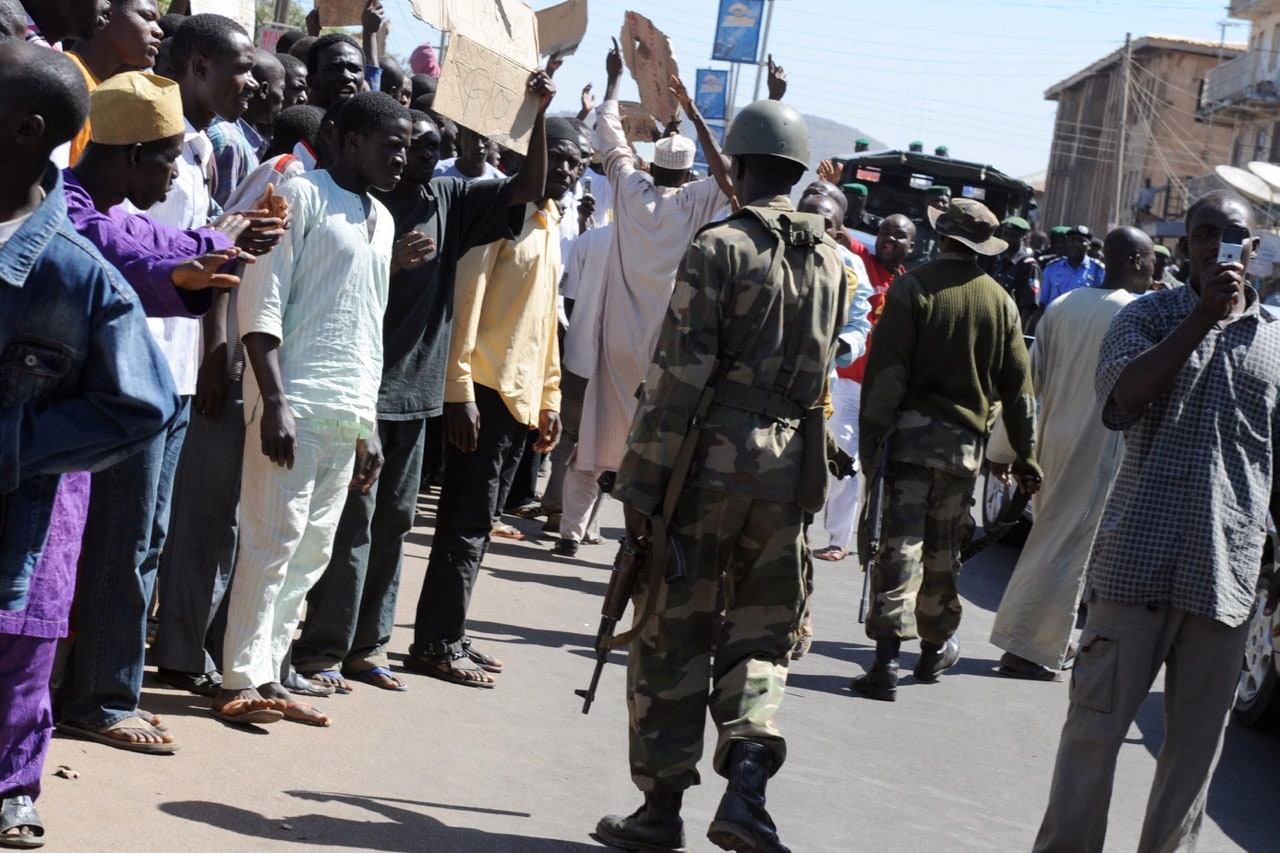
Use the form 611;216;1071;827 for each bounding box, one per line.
985;226;1154;678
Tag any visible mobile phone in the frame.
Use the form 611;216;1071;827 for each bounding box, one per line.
583;176;592;195
1218;226;1249;263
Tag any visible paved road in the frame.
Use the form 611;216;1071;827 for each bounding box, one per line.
38;486;1280;851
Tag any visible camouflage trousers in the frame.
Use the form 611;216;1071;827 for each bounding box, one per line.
862;461;975;644
626;486;805;793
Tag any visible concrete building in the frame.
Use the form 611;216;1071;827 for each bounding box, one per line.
1043;35;1243;237
1197;3;1280;202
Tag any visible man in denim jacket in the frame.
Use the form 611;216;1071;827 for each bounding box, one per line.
0;40;177;847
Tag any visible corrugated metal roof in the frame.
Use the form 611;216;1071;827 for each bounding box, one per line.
1045;35;1247;100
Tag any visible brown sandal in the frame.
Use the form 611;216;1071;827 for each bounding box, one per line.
404;649;495;688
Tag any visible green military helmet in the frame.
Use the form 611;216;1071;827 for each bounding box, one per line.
723;99;810;168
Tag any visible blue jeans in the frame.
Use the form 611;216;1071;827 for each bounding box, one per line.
153;382;244;674
293;417;426;673
58;398;190;729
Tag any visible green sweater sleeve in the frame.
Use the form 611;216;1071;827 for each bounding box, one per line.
995;298;1041;477
858;277;917;470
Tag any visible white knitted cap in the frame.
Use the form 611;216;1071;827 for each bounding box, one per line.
654;134;696;170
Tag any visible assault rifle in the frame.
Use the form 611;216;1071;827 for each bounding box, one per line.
576;533;650;714
859;435;890;623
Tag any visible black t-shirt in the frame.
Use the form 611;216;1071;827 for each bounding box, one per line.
373;176;522;419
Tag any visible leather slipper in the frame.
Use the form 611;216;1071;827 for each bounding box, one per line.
208;698;284;726
153;668;221;697
996;663;1060;682
462;638;504;673
403;650;495;689
813;546;848;562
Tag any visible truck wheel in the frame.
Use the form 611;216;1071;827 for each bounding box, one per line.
982;466;1015;530
1235;582;1280;729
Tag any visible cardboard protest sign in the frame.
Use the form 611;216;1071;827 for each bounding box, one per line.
536;0;588;58
618;101;659;144
619;11;679;127
411;0;446;29
412;0;539;69
258;22;300;54
190;0;254;34
434;34;539;155
317;0;368;27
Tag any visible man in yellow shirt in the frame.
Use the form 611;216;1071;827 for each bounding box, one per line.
404;118;579;688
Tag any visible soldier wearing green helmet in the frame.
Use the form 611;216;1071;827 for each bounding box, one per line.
594;97;847;853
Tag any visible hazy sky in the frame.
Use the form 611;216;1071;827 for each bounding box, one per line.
301;0;1239;179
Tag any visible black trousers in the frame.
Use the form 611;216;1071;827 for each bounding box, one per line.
411;385;528;653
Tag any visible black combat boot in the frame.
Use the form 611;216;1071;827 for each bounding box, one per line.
914;635;961;682
851;637;900;701
595;791;685;851
707;741;790;853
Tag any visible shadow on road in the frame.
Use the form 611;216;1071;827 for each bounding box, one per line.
485;566;609;596
160;790;600;851
957;543;1017;615
1114;688;1280;851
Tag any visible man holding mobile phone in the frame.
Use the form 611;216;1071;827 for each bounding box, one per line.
1034;191;1280;850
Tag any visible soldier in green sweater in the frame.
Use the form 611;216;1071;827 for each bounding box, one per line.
854;198;1042;702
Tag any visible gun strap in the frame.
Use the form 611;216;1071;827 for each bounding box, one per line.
610;207;826;650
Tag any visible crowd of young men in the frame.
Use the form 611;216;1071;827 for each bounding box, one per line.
4;2;1280;852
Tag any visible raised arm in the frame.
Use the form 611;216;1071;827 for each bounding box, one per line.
604;38;623;102
509;69;556;206
766;54;787;100
669;73;735;206
1108;264;1238;415
361;1;385;85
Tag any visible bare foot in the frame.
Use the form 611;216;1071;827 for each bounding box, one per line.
212;686;280;714
304;669;353;694
256;681;295;709
98;715;174;747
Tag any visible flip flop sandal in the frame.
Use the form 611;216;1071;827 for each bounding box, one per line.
134;709;169;733
345;666;408;692
403;650;495;689
55;715;179;754
813;546;848;561
282;701;331;727
461;637;504;673
208;698;285;726
282;671;336;698
0;795;44;849
491;522;525;540
304;668;353;694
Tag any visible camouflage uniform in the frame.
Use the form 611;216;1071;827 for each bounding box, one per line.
862;411;980;643
612;196;846;791
858;253;1039;644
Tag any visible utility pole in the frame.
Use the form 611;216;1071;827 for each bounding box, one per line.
274;0;291;24
751;0;777;101
1113;33;1131;226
